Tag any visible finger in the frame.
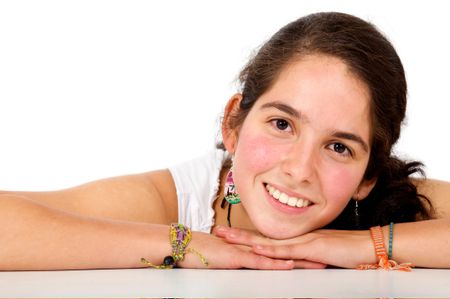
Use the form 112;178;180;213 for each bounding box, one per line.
211;225;230;238
252;243;306;260
293;260;327;269
213;226;270;246
213;226;263;239
224;229;273;247
239;252;295;270
253;245;326;268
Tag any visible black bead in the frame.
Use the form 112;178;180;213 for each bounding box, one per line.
163;255;175;267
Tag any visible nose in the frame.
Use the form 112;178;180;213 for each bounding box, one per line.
280;138;317;184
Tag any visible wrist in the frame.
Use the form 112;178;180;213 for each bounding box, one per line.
364;229;379;264
381;224;390;258
177;231;209;268
141;223;209;269
357;224;413;271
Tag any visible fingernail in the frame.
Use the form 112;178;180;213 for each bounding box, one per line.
285;260;295;268
215;225;226;232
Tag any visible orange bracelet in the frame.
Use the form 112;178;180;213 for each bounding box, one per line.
356;225;413;271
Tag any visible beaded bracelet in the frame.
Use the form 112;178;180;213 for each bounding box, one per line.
388;222;394;259
141;223;209;269
356;225;413;271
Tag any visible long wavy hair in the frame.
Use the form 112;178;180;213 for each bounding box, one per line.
223;12;433;229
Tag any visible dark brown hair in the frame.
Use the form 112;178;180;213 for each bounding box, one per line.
225;12;433;229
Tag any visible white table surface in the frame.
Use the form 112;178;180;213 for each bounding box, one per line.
1;268;450;298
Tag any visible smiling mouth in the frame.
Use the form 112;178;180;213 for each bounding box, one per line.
265;184;313;208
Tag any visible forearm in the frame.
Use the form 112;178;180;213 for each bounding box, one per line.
0;194;171;270
386;218;450;268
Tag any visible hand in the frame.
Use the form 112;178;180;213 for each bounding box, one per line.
213;226;375;269
177;230;295;270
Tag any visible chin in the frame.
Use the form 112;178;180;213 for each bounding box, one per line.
255;220;309;240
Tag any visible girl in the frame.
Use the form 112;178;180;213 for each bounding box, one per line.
1;12;449;271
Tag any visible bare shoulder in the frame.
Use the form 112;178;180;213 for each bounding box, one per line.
144;169;178;223
0;169;178;224
415;178;450;218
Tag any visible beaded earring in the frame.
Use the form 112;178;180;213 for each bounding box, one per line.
223;169;241;205
354;198;361;229
220;159;241;227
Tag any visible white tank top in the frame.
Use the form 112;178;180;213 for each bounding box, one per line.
168;149;229;232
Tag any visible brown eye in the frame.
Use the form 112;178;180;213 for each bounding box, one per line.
333;143;347;153
328;142;352;157
275;119;289;131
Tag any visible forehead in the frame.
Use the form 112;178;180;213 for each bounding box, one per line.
255;54;372;141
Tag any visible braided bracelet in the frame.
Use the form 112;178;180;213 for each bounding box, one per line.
356;225;413;271
141;223;209;269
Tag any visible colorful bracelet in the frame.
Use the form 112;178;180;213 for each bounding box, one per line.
388;222;394;259
141;223;209;269
356;225;413;271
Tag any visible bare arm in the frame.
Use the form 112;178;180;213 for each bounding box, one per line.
0;170;177;270
0;169;179;224
387;218;450;268
214;217;450;269
415;178;450;217
0;193;172;270
215;179;450;269
0;194;294;270
0;170;294;270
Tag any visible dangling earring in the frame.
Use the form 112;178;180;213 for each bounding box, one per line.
223;169;241;204
354;197;361;229
220;159;240;227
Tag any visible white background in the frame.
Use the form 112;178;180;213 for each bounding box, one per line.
0;0;449;190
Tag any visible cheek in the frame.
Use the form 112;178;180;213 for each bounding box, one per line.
235;133;282;172
321;167;362;203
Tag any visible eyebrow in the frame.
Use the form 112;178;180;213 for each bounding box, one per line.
260;102;306;121
260;101;369;152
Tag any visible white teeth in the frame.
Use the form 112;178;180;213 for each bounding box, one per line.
279;193;289;204
272;189;281;199
265;184;312;208
287;197;297;207
268;185;276;196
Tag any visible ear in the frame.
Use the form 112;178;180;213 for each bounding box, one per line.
222;93;243;154
354;177;377;200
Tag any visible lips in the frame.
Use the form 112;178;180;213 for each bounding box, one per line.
265;184;313;208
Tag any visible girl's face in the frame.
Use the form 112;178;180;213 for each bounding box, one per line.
225;54;375;239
